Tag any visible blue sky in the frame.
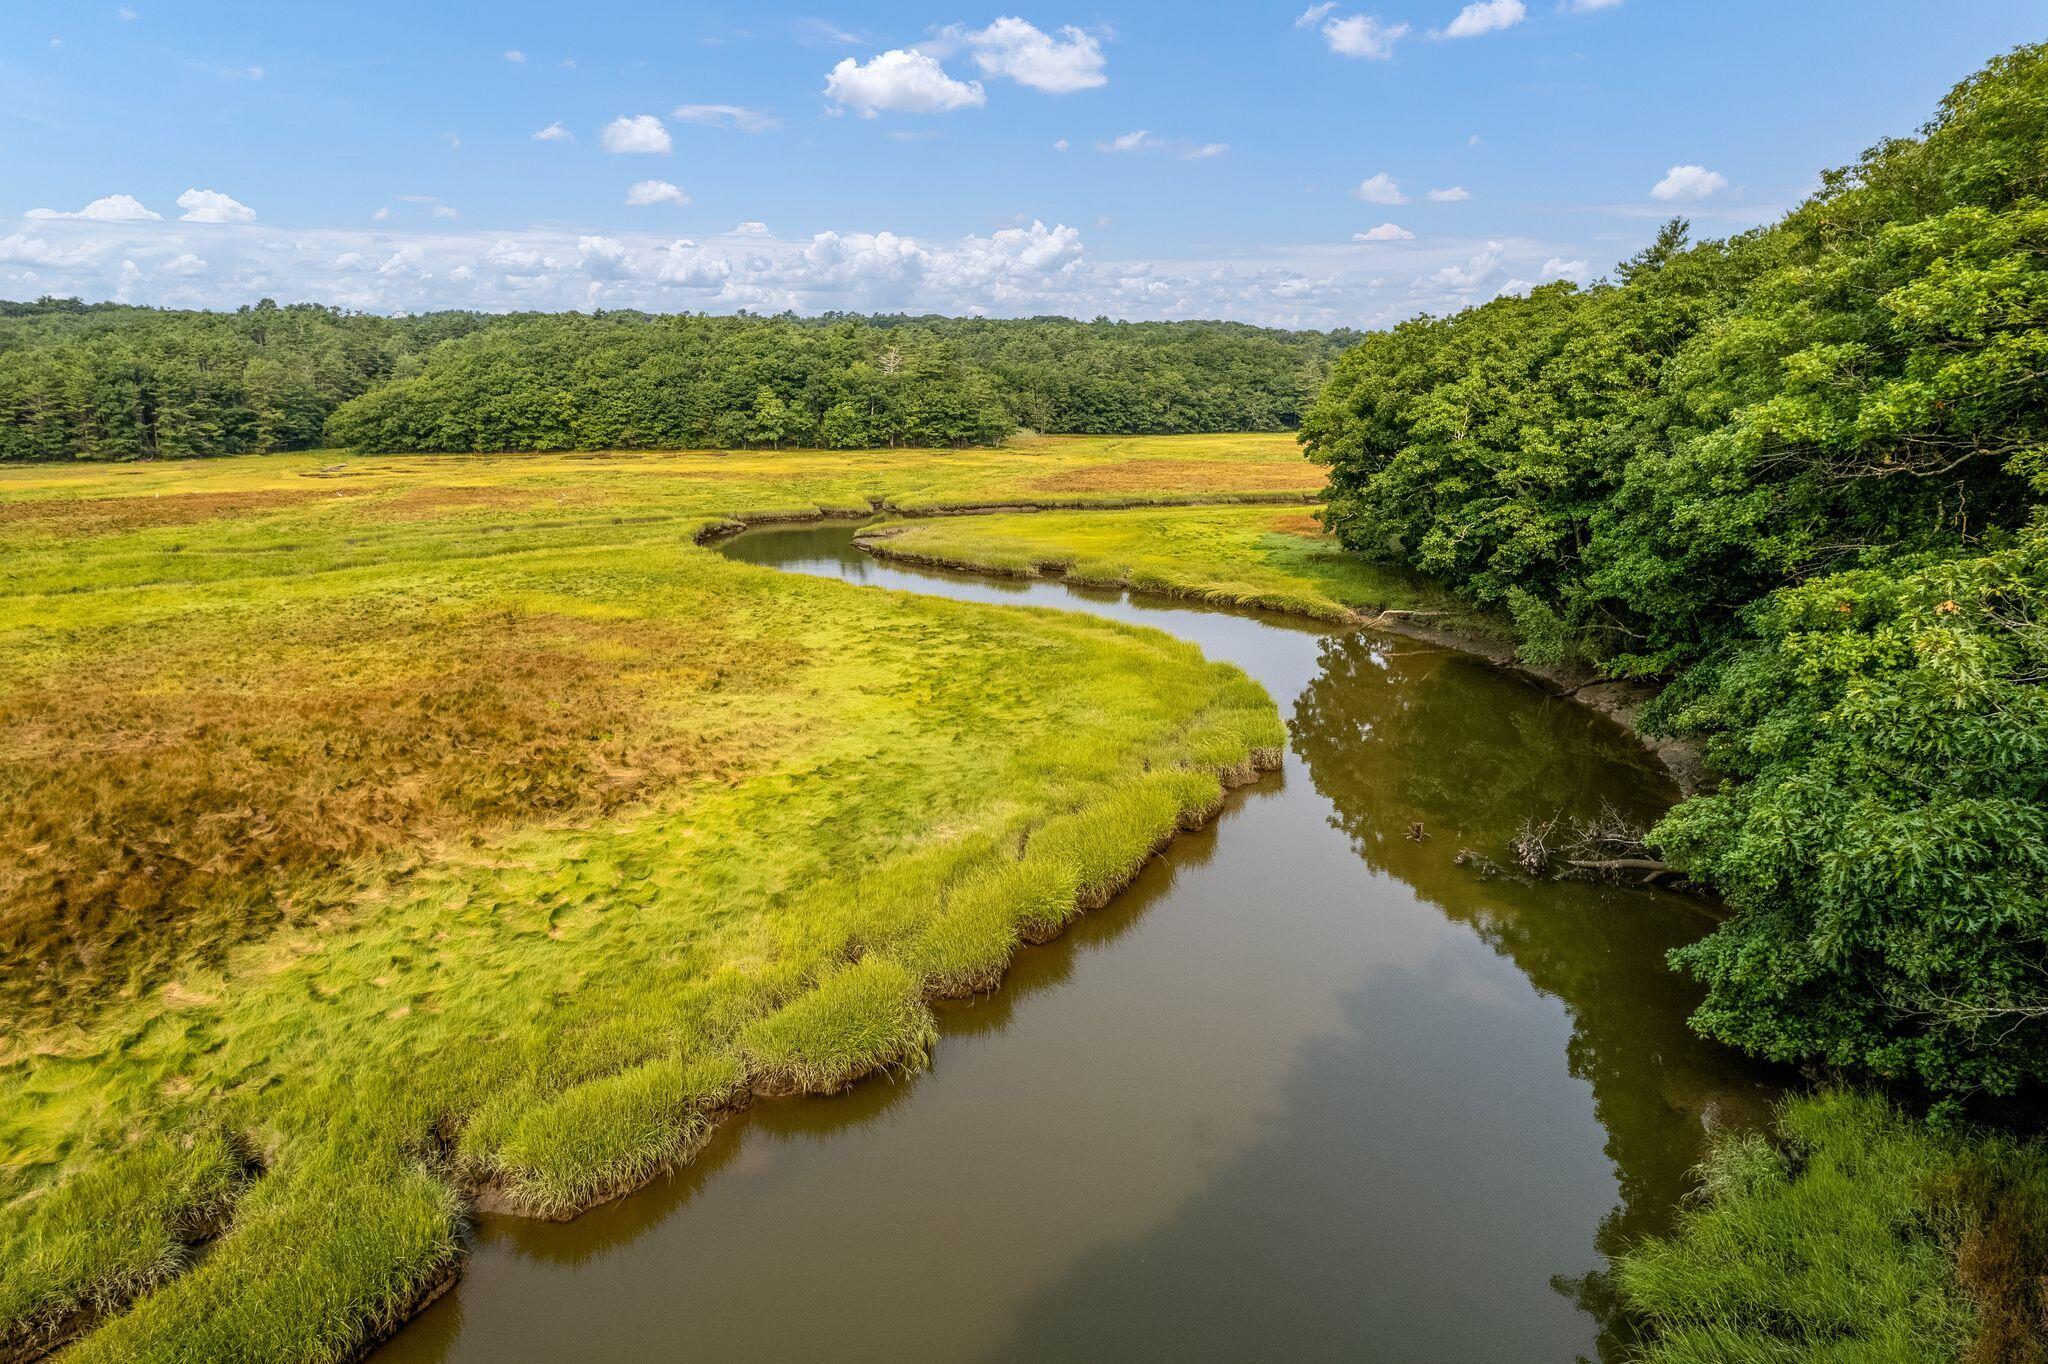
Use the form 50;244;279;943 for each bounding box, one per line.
1;2;2039;325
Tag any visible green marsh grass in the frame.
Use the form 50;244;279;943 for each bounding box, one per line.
1617;1091;2048;1364
856;502;1485;628
0;435;1296;1360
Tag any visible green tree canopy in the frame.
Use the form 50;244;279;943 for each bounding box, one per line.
1303;42;2048;1098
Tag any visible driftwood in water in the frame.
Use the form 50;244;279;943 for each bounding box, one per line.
1564;857;1680;884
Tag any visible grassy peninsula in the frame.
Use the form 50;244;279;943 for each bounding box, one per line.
856;502;1472;626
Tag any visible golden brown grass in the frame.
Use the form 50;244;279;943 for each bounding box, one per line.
0;606;782;1020
1029;456;1327;495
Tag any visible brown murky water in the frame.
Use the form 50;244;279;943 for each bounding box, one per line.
376;523;1776;1363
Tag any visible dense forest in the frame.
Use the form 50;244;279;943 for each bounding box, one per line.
0;306;1354;460
1304;43;2048;1106
0;299;490;461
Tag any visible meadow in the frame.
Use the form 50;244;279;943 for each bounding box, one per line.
0;434;1307;1361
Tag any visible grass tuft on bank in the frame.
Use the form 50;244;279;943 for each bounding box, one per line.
1618;1090;2048;1364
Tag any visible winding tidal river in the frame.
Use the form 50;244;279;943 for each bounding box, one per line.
376;522;1777;1363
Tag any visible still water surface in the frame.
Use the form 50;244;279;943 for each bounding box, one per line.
378;522;1776;1363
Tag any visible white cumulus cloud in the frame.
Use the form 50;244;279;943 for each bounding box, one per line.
0;231;110;270
5;204;1608;329
27;194;162;222
1430;240;1505;289
626;179;689;206
657;238;732;287
1650;164;1727;200
578;235;632;279
1354;222;1414;241
601;114;672;154
731;221;771;236
176;189;255;223
960;17;1106;93
1442;0;1526;37
1321;13;1408;58
824;49;985;117
1427;185;1471;201
1354;172;1409;205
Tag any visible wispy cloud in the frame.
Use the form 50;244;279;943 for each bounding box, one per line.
793;17;863;46
1097;130;1225;159
672;103;778;132
1298;6;1408;59
1441;0;1527;38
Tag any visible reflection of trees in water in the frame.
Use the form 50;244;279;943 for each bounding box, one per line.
1290;632;1778;1360
1291;632;1672;858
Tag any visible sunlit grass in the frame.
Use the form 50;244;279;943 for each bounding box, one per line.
857;502;1486;628
0;435;1294;1361
1617;1090;2048;1364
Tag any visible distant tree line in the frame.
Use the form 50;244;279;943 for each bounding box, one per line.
0;299;490;461
0;303;1356;461
1304;43;2048;1103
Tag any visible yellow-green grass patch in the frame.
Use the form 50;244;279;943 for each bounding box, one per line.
857;501;1487;628
0;435;1294;1360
